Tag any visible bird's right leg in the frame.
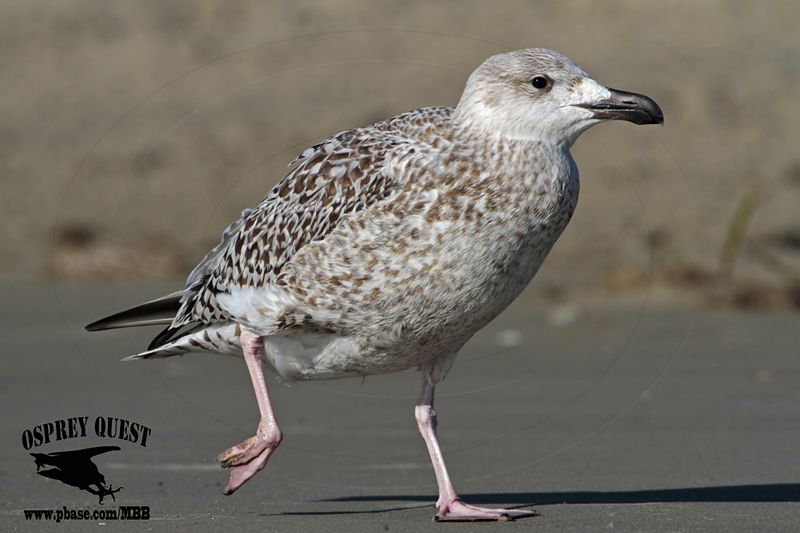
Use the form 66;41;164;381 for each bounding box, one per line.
415;377;538;521
218;329;283;495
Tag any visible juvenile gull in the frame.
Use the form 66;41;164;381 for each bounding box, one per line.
87;48;662;521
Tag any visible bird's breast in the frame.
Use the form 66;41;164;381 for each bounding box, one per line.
277;145;580;361
368;158;579;348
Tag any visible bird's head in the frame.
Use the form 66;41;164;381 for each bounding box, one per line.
455;48;663;146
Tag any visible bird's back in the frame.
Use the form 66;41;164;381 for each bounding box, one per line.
171;107;455;329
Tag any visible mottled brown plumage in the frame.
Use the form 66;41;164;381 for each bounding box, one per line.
87;48;662;520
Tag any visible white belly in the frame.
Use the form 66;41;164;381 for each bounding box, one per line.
262;333;362;380
263;332;426;381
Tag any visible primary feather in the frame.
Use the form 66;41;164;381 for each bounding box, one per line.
84;292;182;331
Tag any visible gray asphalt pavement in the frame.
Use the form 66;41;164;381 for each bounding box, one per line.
2;283;799;532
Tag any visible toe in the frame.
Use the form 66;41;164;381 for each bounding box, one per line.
434;500;539;522
218;448;248;467
217;436;267;467
222;447;273;495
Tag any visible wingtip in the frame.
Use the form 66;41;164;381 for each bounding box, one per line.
85;320;104;332
84;291;183;332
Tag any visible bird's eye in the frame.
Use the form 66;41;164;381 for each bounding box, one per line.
531;76;550;90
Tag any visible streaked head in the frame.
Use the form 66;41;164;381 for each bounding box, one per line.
455;48;663;145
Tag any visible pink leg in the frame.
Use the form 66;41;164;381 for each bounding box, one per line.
415;378;538;522
218;329;283;495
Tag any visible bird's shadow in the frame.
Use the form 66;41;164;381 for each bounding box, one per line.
273;484;800;516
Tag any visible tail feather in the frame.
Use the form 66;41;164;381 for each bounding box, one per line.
122;322;242;361
122;344;191;361
85;291;183;331
86;291;242;362
148;323;201;351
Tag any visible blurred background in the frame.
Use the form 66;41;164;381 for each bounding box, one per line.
2;3;799;527
1;0;798;312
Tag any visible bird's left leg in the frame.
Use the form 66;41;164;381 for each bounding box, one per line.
218;329;283;495
415;377;538;521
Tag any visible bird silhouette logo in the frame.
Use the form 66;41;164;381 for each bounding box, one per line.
30;446;123;504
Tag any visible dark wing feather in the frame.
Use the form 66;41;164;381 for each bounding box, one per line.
171;127;410;327
85;292;183;331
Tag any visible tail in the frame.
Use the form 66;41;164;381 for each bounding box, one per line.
86;290;242;361
85;291;183;331
121;322;242;361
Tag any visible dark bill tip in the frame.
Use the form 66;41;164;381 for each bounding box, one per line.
578;88;664;125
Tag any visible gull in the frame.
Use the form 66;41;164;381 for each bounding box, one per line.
86;48;662;521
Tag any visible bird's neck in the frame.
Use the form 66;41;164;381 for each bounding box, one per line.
452;101;572;150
